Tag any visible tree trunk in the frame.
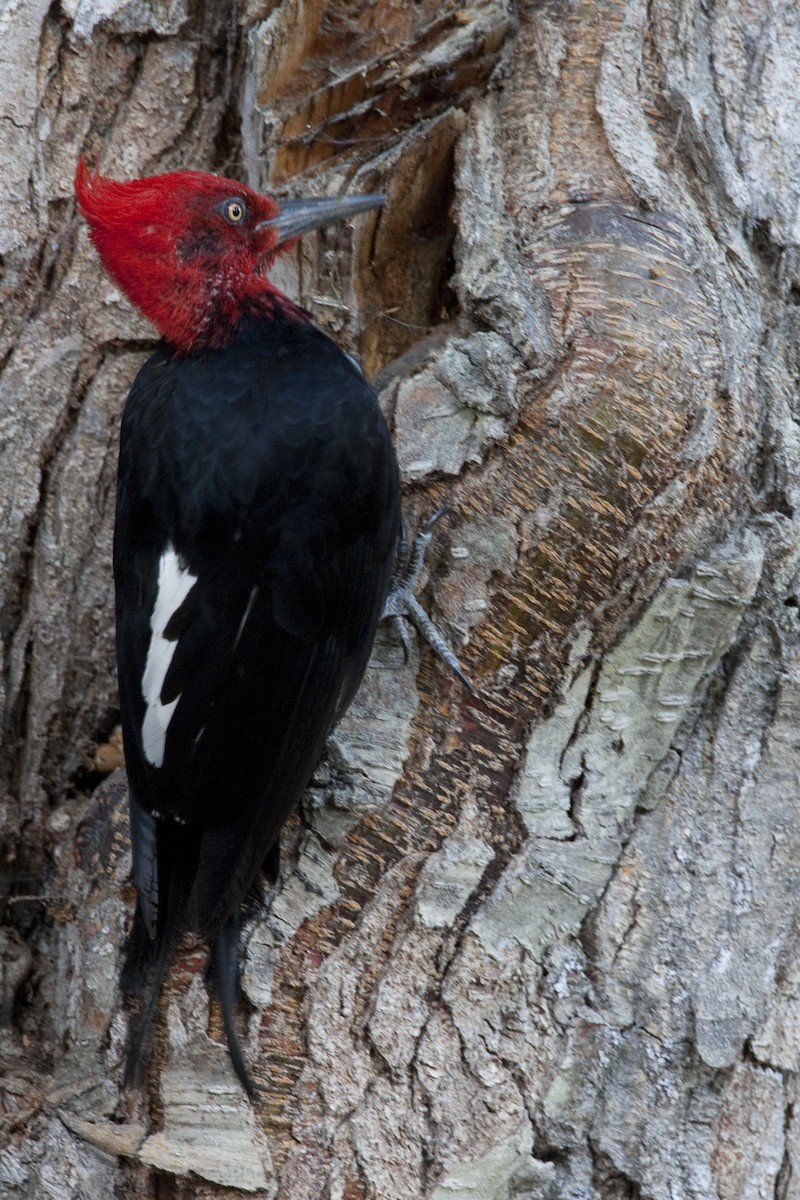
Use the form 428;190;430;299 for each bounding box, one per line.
2;1;799;1197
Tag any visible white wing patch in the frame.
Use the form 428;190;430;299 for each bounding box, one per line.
142;545;197;768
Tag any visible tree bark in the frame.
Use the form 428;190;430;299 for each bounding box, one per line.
2;1;800;1198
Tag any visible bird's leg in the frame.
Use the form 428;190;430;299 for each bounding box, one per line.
382;509;474;692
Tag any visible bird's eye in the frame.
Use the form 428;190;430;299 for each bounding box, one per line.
223;198;247;224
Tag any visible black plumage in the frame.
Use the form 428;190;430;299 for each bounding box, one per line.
116;313;400;1095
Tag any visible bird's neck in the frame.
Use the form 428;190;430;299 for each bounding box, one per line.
126;262;307;354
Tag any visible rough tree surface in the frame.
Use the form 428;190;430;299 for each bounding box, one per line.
1;2;799;1198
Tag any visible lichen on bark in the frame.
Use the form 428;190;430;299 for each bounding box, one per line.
3;2;800;1199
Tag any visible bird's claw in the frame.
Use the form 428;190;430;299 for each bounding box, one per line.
382;512;474;693
390;614;411;666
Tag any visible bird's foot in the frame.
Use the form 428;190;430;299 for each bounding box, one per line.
382;509;474;693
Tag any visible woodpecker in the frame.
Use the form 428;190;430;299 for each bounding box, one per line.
75;160;402;1099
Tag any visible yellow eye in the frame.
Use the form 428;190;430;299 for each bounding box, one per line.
223;198;246;224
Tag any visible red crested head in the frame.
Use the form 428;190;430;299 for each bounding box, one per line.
74;159;386;353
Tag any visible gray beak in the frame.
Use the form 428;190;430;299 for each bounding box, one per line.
256;193;387;245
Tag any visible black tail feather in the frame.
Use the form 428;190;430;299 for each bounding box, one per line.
121;821;259;1101
122;901;177;1090
214;912;259;1102
121;828;190;1090
119;903;156;1000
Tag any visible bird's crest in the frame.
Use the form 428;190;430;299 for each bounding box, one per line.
75;160;386;353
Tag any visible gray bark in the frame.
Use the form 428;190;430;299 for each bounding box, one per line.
2;1;800;1198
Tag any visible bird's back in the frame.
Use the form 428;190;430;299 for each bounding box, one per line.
114;314;400;938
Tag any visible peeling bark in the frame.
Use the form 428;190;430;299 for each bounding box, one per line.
3;1;800;1198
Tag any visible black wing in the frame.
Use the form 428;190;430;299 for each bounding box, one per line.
115;315;399;939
